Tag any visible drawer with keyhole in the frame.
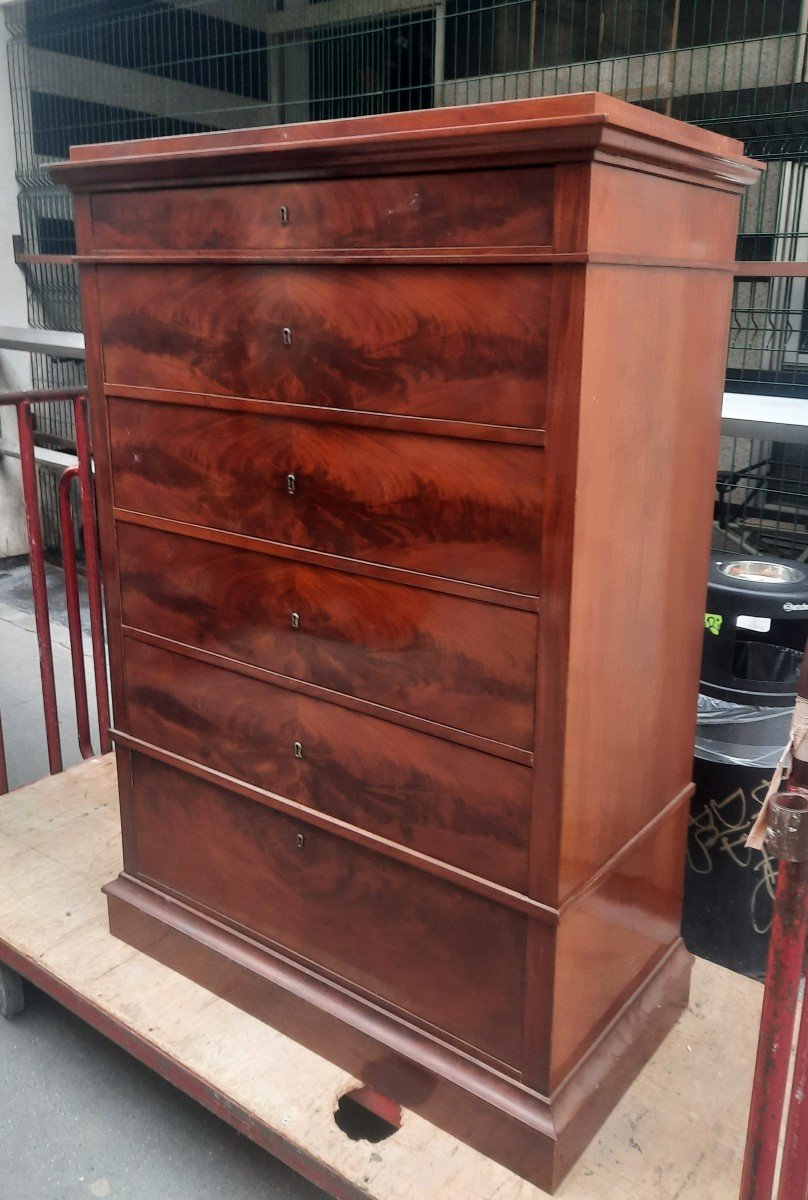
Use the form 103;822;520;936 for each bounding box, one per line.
109;397;544;594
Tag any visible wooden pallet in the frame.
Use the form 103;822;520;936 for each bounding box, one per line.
0;756;761;1200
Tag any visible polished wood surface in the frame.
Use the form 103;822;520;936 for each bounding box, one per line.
56;95;761;1191
122;637;534;891
108;398;544;592
91;167;555;252
98;265;549;428
117;523;537;748
550;802;689;1089
587;163;740;264
556;263;736;902
129;752;528;1067
51;91;759;193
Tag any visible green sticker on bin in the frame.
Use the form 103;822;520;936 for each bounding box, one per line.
704;613;723;636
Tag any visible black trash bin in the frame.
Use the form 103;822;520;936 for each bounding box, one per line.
701;554;808;706
682;554;808;979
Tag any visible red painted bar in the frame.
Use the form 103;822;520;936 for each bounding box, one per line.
16;401;62;775
740;859;808;1200
740;772;808;1200
73;396;110;753
0;386;88;407
58;465;94;760
776;947;808;1200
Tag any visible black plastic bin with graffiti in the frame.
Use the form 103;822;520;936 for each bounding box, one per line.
682;554;808;979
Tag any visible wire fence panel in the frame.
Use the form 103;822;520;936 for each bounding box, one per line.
3;0;808;558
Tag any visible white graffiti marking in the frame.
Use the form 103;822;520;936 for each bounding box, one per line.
688;777;777;934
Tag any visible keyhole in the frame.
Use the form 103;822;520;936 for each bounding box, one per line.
291;612;300;629
296;832;305;849
282;327;292;345
286;473;296;496
294;741;303;759
279;205;289;225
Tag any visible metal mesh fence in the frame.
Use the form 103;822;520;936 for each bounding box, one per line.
3;0;808;559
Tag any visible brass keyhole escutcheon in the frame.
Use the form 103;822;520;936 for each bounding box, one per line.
291;612;300;629
294;741;303;759
279;205;289;225
282;327;293;345
286;473;296;496
296;832;305;849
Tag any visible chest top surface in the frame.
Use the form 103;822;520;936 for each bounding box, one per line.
50;90;758;194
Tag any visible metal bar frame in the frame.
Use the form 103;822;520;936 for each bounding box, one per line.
0;389;109;793
16;400;62;777
777;955;808;1200
73;396;111;754
740;791;808;1200
57;465;93;760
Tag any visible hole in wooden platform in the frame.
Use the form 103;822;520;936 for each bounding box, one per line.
334;1087;401;1143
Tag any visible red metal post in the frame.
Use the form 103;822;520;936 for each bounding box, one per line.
57;465;94;760
16;401;62;775
72;397;110;753
740;792;808;1200
776;944;808;1200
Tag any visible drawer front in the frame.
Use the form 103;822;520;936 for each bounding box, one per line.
122;637;533;892
109;399;543;594
118;524;537;748
129;751;528;1066
91;167;554;252
97;264;549;429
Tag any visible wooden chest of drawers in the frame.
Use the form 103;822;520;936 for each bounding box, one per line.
52;93;760;1190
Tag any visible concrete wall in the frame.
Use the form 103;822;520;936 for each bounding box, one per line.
0;11;30;559
437;32;805;107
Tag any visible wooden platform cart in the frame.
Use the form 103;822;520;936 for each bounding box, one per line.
0;755;764;1200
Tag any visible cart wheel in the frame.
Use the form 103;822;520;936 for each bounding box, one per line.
0;963;24;1018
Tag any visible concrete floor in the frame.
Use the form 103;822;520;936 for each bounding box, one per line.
1;989;325;1200
0;559;323;1200
0;558;99;791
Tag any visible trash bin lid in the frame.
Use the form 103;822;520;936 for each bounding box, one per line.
717;560;805;585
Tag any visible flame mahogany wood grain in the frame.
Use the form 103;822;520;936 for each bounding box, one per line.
97;264;549;429
91;167;555;251
116;522;537;748
121;636;534;892
103;385;546;448
107;397;544;593
56;96;761;1192
127;752;528;1068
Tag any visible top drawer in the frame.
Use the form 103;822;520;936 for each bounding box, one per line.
90;167;555;253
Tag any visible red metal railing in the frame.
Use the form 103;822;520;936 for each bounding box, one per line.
0;388;110;793
740;793;808;1200
741;634;808;1200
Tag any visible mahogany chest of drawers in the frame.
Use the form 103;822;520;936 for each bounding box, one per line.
52;94;760;1190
